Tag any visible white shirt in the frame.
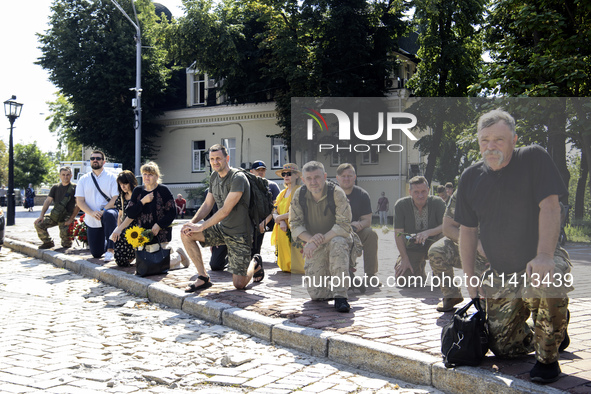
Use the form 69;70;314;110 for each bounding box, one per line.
75;169;118;228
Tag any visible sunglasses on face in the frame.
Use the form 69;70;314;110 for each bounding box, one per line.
281;172;292;177
90;157;103;161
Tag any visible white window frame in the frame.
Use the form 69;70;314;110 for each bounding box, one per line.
361;150;378;165
271;137;288;169
331;151;344;166
188;70;207;106
222;138;236;168
192;140;207;172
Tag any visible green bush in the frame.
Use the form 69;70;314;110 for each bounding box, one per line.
565;223;591;243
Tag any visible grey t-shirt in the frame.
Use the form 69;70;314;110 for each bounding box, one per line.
209;169;251;237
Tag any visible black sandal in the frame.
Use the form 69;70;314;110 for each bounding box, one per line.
184;275;213;293
253;254;265;283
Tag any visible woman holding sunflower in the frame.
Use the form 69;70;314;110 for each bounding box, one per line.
110;162;188;269
104;170;137;266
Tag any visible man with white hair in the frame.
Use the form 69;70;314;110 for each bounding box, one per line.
456;109;572;383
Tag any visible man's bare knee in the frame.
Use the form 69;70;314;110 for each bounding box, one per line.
233;275;249;289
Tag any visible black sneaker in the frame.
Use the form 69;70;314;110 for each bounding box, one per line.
530;361;561;384
334;298;350;313
559;309;570;352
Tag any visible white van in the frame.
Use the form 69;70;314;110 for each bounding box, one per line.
59;161;123;181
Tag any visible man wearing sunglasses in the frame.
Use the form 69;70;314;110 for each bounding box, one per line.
75;150;119;261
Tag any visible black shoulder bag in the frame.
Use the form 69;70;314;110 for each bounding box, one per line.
133;187;171;277
441;298;489;368
91;173;111;204
135;243;171;277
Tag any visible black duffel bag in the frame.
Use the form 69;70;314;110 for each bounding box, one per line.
441;298;489;368
135;243;171;277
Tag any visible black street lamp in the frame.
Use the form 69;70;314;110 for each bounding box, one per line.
3;95;23;226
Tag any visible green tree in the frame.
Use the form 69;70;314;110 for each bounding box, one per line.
169;0;408;156
13;144;53;188
264;0;408;152
567;153;590;221
0;140;7;187
168;0;282;104
406;0;486;184
46;93;83;161
476;0;591;200
37;0;171;170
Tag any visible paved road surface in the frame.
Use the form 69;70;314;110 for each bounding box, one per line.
0;247;443;394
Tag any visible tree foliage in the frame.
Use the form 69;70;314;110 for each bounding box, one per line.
37;0;172;170
406;0;486;184
0;140;7;187
265;0;408;149
46;93;83;161
13;144;53;188
475;0;591;200
168;0;408;154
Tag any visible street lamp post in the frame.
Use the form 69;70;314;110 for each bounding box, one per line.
3;96;23;226
111;0;142;177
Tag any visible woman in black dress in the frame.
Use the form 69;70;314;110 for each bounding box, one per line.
110;162;188;269
105;170;137;266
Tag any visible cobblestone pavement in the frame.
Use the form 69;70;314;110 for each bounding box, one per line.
5;207;591;393
0;247;442;394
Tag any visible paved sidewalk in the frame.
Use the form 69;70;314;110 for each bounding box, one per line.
4;206;591;393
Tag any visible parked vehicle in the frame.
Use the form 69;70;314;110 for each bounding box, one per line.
59;160;123;182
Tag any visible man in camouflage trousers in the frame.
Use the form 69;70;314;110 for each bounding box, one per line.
290;161;353;313
428;191;489;312
34;167;80;249
456;109;572;384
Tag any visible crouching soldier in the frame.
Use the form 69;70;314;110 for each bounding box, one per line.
34;167;80;249
290;161;353;313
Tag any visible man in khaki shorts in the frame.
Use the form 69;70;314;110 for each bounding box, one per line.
180;144;263;291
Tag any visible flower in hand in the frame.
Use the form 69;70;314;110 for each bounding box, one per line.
125;225;154;248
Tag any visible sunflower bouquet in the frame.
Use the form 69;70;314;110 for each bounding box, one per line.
125;226;154;249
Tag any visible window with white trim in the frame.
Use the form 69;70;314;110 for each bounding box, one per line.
362;150;378;164
331;151;344;166
191;73;206;105
192;140;206;172
222;138;236;167
271;137;288;168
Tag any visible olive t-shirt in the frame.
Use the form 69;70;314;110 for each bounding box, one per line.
48;183;77;215
209;169;251;237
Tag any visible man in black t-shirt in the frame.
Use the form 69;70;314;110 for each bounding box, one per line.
456;109;571;384
336;163;379;282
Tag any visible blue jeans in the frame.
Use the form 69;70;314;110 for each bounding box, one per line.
87;209;118;258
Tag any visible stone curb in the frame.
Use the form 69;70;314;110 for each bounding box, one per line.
272;321;335;358
222;307;286;342
181;297;233;325
328;334;436;385
3;237;566;394
147;282;187;310
432;363;568;394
